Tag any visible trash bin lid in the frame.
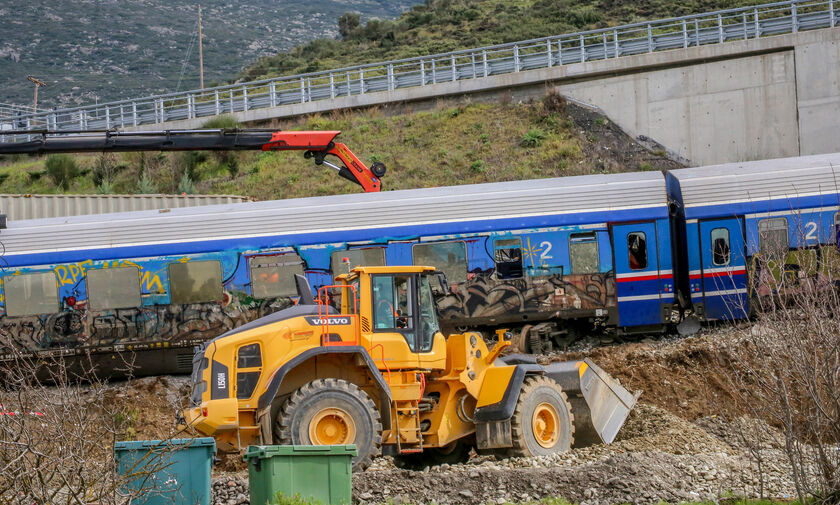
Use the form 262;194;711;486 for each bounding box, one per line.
114;437;216;452
243;444;357;460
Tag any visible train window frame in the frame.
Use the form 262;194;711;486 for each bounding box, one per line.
330;247;386;277
412;241;468;286
569;233;599;274
758;217;789;257
710;228;731;266
627;232;648;270
249;253;304;299
168;260;224;304
493;237;523;280
86;266;142;310
3;271;60;317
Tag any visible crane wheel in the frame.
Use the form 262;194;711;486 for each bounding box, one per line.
275;378;382;471
393;439;472;470
508;375;574;457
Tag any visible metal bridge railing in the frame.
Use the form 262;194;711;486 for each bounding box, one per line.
2;0;836;142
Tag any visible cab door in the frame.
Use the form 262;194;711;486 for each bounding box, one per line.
611;222;662;327
698;218;747;321
367;273;420;370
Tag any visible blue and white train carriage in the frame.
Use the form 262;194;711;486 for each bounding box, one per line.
0;171;673;374
667;153;840;323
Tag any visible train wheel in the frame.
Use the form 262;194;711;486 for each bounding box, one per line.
508;376;574;457
275;378;382;471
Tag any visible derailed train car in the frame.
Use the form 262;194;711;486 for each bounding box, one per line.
0;153;838;375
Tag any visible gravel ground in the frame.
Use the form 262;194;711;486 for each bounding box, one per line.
210;404;797;505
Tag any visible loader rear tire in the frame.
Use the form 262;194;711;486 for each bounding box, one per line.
393;439;472;470
508;375;574;457
275;378;382;471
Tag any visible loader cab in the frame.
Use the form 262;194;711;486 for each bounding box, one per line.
343;266;447;370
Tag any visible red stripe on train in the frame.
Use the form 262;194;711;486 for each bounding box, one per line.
616;272;673;283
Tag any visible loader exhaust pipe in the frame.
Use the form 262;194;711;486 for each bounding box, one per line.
543;358;639;446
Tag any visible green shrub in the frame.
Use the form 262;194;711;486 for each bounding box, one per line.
201;114;240;130
45;154;80;191
177;173;196;194
135;172;157;194
520;129;546;147
470;160;486;172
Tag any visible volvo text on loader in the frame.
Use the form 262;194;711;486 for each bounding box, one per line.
182;266;638;470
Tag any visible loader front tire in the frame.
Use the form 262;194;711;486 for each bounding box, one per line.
508;375;574;457
275;378;382;471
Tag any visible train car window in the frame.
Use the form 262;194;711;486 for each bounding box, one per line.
493;238;523;279
87;267;142;310
412;241;467;285
569;233;599;274
3;272;59;317
249;254;304;298
758;218;788;256
169;260;224;304
627;232;648;270
710;228;731;266
330;247;385;277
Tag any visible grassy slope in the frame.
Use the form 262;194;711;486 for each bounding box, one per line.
241;0;763;81
0;97;678;200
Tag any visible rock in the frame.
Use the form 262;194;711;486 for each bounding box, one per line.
459;490;474;498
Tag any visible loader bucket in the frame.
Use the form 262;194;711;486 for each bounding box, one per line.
543;358;639;447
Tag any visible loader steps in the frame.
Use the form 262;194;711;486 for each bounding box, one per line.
394;401;423;454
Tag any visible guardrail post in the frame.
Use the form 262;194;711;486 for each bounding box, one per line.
49;111;56;131
214;90;220;115
132;102;137;126
791;3;798;33
482;50;488;76
695;19;700;45
742;13;748;40
387;64;394;91
831;0;836;27
119;105;125;127
243;86;249;111
602;32;609;60
300;77;306;103
420;59;426;85
360;69;365;95
188;94;194;119
613;29;619;57
83;109;89;129
754;8;760;37
647;24;653;52
346;71;351;96
306;78;311;102
270;81;277;107
514;45;520;72
451;54;457;81
471;52;477;78
558;40;564;65
431;60;437;84
682;19;688;47
329;74;335;98
229;89;234;113
546;39;553;67
718;14;723;43
105;107;111;128
579;35;585;62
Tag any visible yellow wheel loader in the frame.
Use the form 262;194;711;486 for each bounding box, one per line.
181;266;638;470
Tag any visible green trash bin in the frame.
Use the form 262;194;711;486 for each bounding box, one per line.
114;437;216;505
244;445;357;505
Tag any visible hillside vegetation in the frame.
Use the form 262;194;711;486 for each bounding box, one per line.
241;0;763;81
0;94;680;200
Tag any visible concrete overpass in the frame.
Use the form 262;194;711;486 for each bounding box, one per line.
7;1;840;166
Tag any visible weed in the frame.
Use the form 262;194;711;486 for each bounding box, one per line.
595;117;607;126
470;160;486;173
520;129;547;147
640;162;652;171
45;154;80;191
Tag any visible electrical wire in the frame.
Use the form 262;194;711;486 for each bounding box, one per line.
175;19;200;94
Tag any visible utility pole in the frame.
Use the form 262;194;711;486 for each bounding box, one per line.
27;76;46;114
198;4;205;89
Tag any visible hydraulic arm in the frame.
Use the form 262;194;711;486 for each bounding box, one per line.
0;129;385;192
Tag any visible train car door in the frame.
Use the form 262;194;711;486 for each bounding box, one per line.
611;222;661;327
697;218;747;320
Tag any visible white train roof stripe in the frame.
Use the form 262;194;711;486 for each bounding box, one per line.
1;172;668;257
669;153;840;209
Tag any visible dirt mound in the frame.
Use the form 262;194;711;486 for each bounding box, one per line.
102;375;191;440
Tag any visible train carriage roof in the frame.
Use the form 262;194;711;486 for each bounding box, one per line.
0;172;666;259
668;153;840;214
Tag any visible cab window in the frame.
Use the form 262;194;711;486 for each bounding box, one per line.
236;343;262;400
371;274;416;351
417;275;439;353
